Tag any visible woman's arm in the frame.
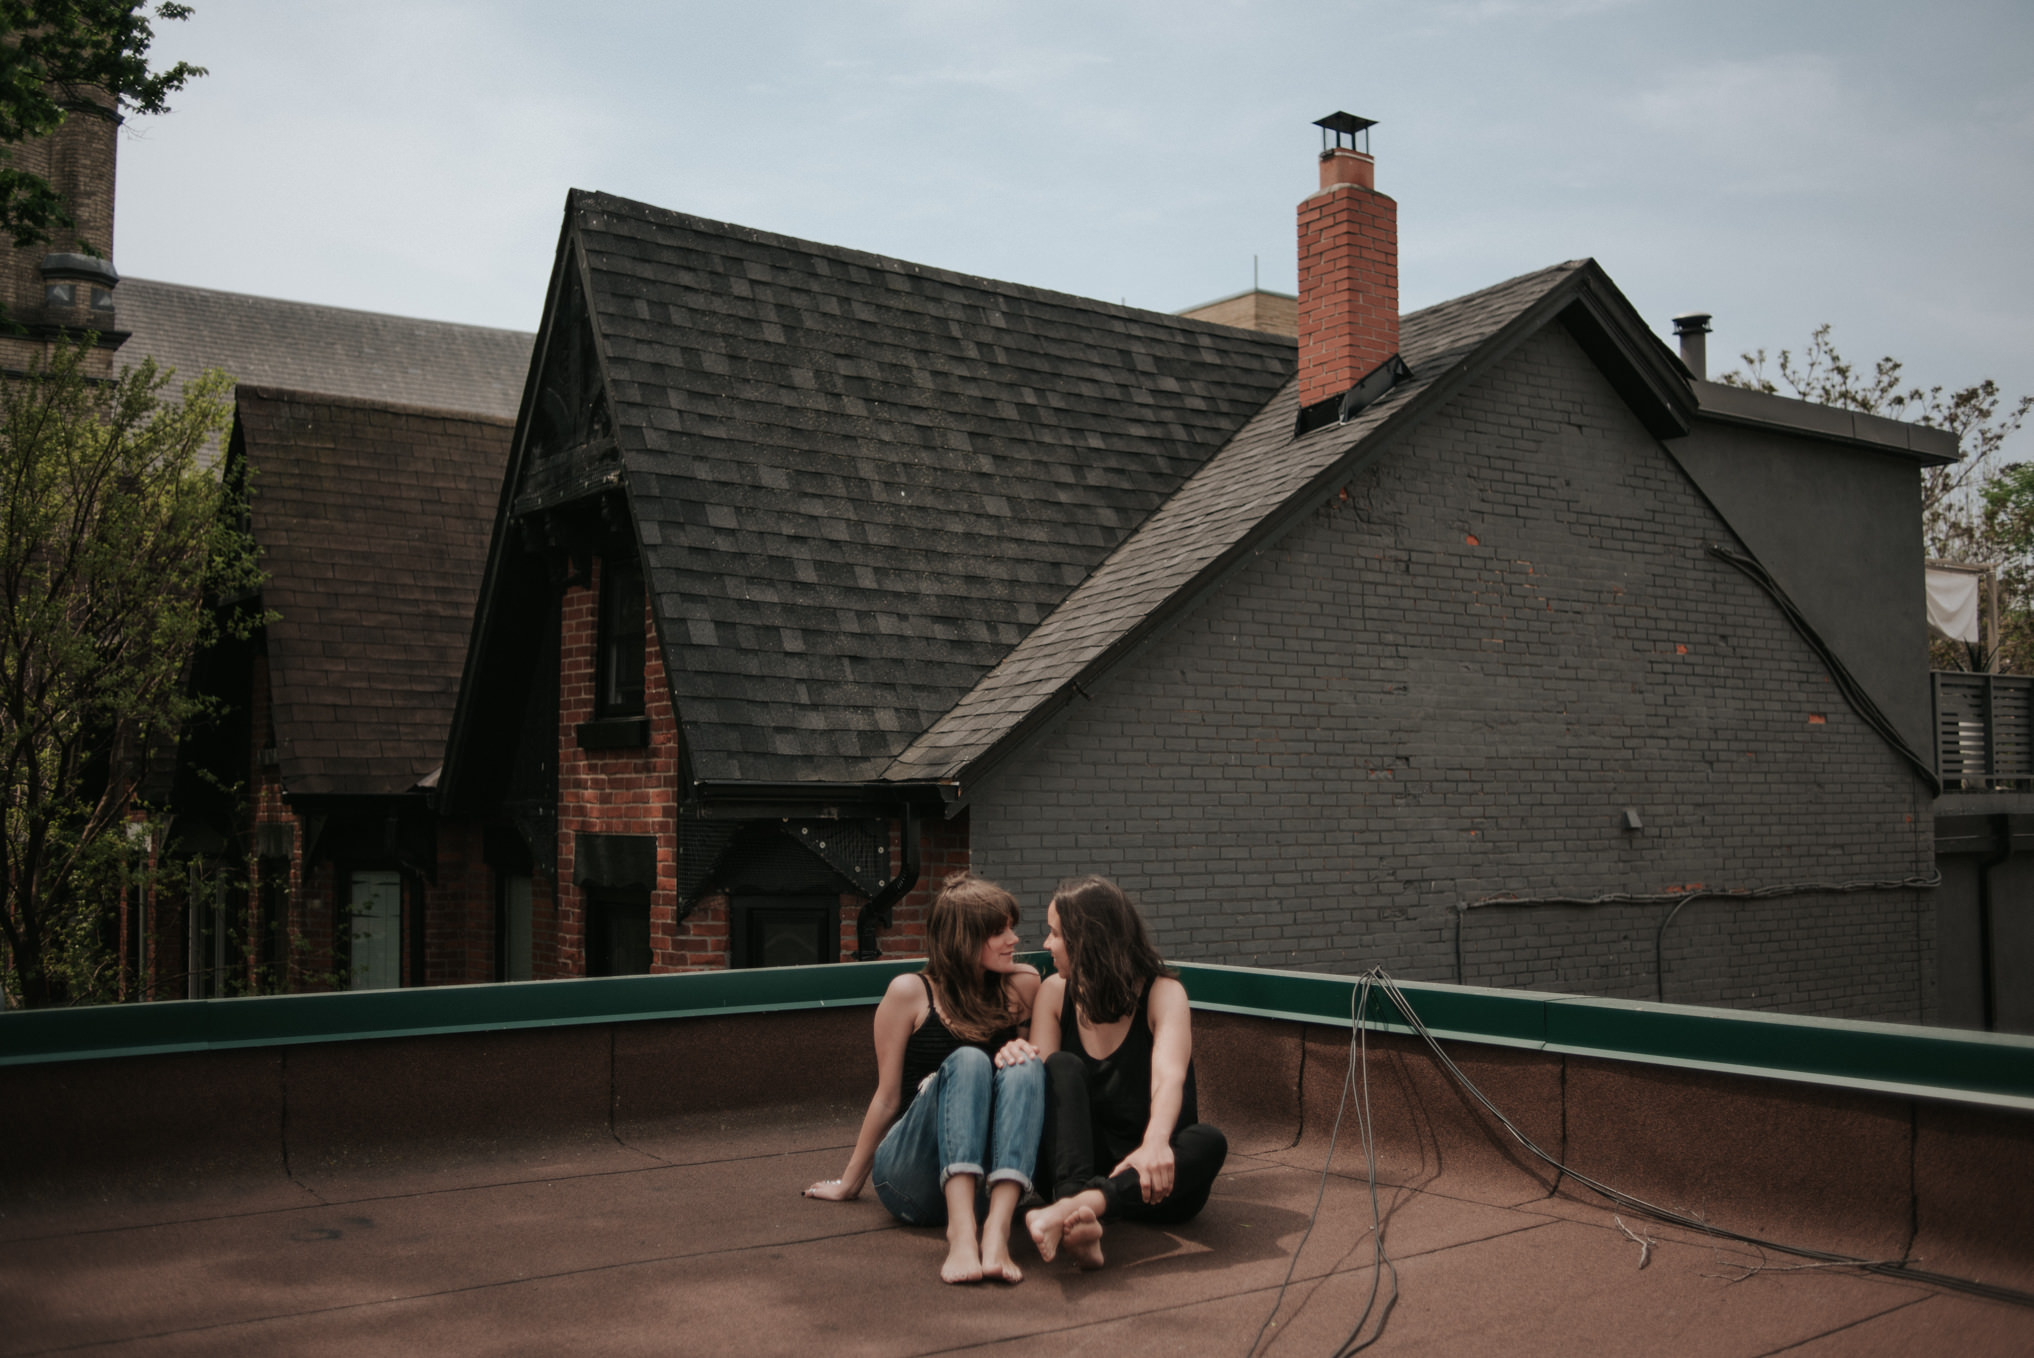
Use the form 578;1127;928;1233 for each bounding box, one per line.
994;965;1044;1068
1028;974;1066;1056
805;972;922;1200
1110;976;1193;1203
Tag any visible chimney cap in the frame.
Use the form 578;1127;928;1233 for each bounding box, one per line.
1672;312;1713;335
1315;111;1377;153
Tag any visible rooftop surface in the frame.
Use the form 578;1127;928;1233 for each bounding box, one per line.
5;966;2032;1356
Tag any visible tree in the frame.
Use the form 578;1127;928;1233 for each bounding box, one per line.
0;337;254;1007
1720;326;2034;670
0;2;204;253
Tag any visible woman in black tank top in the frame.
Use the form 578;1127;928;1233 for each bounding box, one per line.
804;874;1046;1285
1023;875;1228;1271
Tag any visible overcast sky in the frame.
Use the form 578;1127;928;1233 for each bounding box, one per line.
114;0;2034;454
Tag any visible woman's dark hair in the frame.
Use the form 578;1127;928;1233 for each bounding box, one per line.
923;872;1024;1042
1051;875;1167;1024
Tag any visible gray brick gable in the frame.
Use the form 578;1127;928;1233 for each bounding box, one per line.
968;324;1936;1022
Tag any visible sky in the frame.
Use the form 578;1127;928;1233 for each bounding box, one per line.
112;0;2034;455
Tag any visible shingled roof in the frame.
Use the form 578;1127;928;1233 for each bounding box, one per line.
237;388;512;797
886;261;1607;784
451;194;1701;799
119;278;533;419
566;192;1300;784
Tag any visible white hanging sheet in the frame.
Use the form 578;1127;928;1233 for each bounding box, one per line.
1926;567;1981;644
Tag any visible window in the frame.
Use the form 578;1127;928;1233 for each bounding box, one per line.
587;889;652;976
499;872;533;982
730;896;840;969
597;557;645;718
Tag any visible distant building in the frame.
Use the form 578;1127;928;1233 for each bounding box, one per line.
427;123;1957;1024
11;98;2011;1027
0;97;531;1001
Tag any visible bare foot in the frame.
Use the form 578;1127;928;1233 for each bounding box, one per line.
1026;1203;1068;1262
980;1238;1024;1284
1061;1206;1105;1271
942;1230;984;1284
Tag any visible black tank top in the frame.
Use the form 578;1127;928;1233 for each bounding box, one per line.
1061;975;1198;1140
899;974;1017;1111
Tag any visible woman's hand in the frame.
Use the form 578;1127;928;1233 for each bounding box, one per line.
1111;1138;1176;1204
803;1178;859;1201
994;1037;1040;1068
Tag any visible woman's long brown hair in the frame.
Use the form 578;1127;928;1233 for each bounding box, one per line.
1052;875;1168;1024
922;873;1024;1042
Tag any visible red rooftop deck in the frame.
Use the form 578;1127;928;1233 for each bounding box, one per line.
5;968;2033;1355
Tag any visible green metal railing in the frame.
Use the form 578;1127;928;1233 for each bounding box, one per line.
5;956;2033;1112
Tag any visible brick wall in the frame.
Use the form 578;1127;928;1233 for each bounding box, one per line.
0;95;120;378
555;557;707;971
1296;150;1398;407
970;325;1938;1022
426;819;493;984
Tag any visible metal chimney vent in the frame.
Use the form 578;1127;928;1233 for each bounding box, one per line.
1315;111;1376;155
1672;312;1713;381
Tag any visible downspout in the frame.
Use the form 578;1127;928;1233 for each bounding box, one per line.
854;803;921;961
1978;814;2013;1032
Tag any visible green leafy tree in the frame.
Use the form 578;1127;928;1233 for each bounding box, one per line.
0;2;204;252
0;337;254;1008
1721;325;2034;670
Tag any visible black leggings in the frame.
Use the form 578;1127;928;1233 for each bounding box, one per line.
1041;1050;1227;1225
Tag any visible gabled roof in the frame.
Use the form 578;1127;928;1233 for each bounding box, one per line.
887;260;1630;785
447;193;1728;801
548;192;1300;785
237;388;511;797
118;279;533;419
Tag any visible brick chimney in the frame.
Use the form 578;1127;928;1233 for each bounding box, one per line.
1296;113;1399;412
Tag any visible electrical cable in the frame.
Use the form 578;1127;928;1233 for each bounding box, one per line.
1705;543;1941;796
1453;871;1942;993
1357;967;2034;1312
1250;963;2033;1358
1244;975;1398;1358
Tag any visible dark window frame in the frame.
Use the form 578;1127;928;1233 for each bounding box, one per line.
729;895;841;970
586;886;653;977
595;556;646;720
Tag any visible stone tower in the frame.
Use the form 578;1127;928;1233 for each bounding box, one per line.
0;88;125;376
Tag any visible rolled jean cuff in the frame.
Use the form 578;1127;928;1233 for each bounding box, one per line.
939;1160;984;1189
986;1167;1032;1192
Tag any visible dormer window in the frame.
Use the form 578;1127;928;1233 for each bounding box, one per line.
597;556;645;718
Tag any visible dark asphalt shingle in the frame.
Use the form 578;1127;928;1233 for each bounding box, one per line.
886;262;1587;781
568;192;1298;784
239;388;512;796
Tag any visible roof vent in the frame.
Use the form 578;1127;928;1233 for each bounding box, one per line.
1673;312;1712;382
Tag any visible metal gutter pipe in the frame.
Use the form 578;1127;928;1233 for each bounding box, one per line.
854;803;920;961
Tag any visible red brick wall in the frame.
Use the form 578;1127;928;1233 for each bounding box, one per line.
1296;149;1399;409
556;557;707;970
426;819;493;984
867;809;971;960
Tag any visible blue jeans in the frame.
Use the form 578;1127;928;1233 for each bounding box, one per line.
871;1046;1045;1226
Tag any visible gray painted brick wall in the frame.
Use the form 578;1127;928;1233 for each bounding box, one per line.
971;325;1938;1023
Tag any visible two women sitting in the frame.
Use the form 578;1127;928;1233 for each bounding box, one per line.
804;872;1227;1284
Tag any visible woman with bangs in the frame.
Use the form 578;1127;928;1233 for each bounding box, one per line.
805;872;1045;1284
1024;875;1227;1271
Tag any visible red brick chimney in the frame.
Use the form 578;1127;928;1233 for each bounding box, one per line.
1296;113;1399;411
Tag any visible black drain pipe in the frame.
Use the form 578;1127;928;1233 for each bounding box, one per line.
854;803;921;961
1978;814;2013;1032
